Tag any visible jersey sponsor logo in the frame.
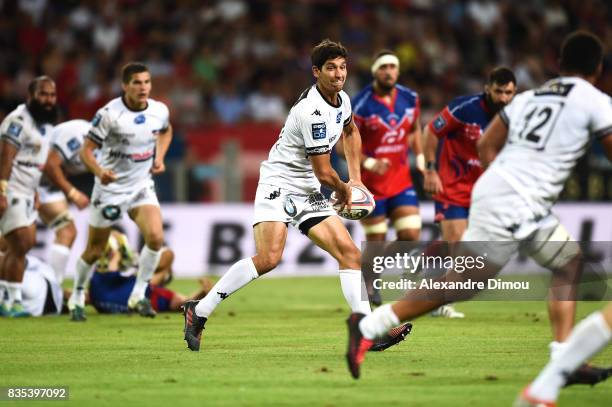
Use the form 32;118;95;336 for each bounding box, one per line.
312;122;326;140
307;192;330;212
92;113;102;127
67;137;81;152
284;196;297;217
534;82;574;97
108;149;154;162
336;111;342;123
433;115;446;131
134;114;146;124
305;145;329;156
312;109;321;116
7;122;22;138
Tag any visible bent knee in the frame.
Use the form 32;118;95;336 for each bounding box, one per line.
253;251;283;273
337;242;361;270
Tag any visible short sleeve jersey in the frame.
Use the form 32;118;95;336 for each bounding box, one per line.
87;97;169;194
259;85;352;194
353;84;420;199
493;76;612;217
0;104;53;196
427;93;493;207
50;119;93;175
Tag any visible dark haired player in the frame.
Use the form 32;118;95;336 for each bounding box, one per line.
0;76;57;317
183;39;411;352
348;31;612;387
67;62;173;321
422;67;517;318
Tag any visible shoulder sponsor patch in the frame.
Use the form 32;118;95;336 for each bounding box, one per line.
305;145;330;156
312;122;327;140
336;111;342;124
7;122;23;138
432;115;446;131
67;137;82;152
92;113;102;127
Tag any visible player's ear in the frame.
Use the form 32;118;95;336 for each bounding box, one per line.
312;66;320;79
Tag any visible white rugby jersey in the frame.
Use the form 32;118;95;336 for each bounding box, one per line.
0;104;53;196
50;119;93;175
88;97;169;194
493;76;612;217
259;85;352;193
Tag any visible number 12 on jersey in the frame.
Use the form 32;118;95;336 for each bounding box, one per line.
511;101;564;150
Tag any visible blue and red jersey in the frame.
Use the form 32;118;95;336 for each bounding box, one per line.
352;84;420;200
428;93;494;208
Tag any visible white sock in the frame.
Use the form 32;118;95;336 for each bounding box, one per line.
548;340;569;360
70;258;94;307
195;257;258;318
130;245;161;302
6;282;23;306
359;303;400;340
339;269;371;315
49;243;71;284
529;311;612;402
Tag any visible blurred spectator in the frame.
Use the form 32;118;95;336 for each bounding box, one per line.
212;82;245;125
244;78;286;124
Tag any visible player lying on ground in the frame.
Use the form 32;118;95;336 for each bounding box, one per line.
345;31;612;386
0;237;62;317
85;229;213;315
39;119;93;284
182;39;411;353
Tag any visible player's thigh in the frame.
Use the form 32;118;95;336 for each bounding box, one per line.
308;216;360;268
4;224;36;254
361;215;387;241
129;204;164;247
390;205;421;241
253;221;288;267
440;219;468;242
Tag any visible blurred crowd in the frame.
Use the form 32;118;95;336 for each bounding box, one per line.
0;0;611;200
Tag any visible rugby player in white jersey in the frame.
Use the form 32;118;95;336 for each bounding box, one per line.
67;62;172;321
39;119;92;283
346;31;612;382
182;39;411;352
0;76;57;318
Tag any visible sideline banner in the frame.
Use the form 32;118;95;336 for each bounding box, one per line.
30;203;612;278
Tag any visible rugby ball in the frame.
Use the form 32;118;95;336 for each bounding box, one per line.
329;185;375;220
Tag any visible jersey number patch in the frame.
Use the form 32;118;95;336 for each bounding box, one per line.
513;102;564;150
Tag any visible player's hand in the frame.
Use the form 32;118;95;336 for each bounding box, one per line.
335;182;352;212
97;168;117;185
151;158;165;175
0;195;7;218
68;188;90;210
424;170;443;195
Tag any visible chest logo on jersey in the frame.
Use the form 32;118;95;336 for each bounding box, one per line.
67;137;81;152
7;122;23;138
312;123;326;140
336;111;342;124
134;114;146;124
433;115;446;131
312;109;321;116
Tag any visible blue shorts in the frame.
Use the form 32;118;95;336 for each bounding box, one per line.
370;186;419;218
89;271;166;313
434;201;469;221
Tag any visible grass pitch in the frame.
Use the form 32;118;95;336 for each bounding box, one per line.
1;276;611;406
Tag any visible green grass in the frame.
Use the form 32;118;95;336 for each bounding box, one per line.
1;277;611;406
